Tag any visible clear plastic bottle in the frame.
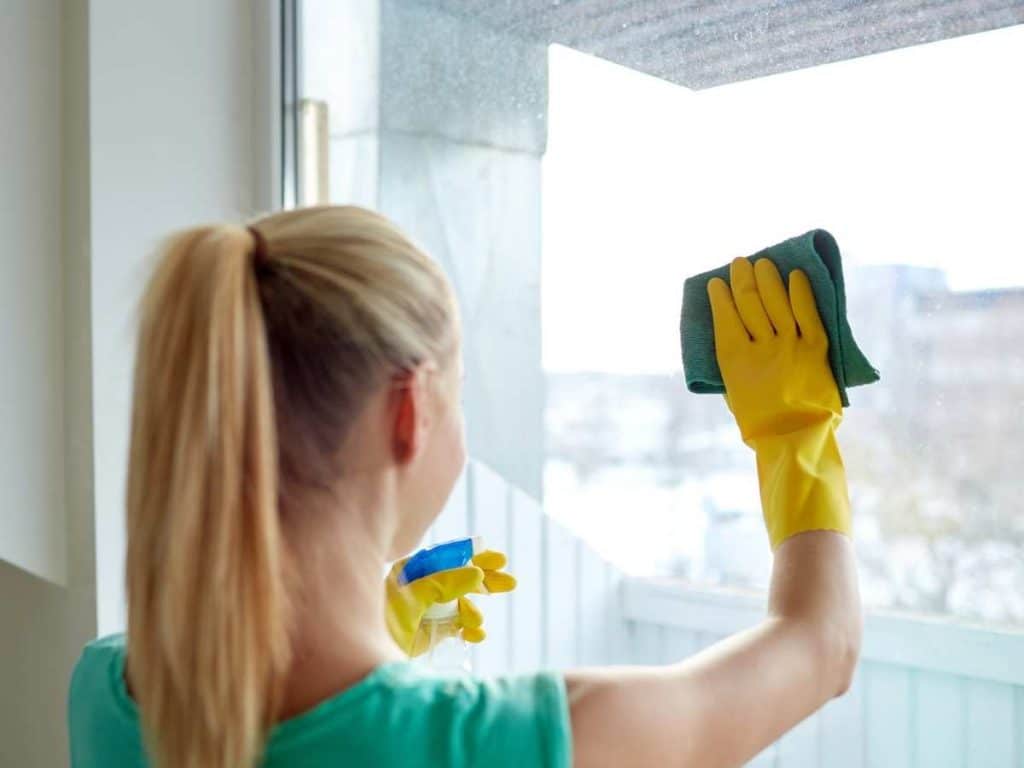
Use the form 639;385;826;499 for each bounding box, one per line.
416;600;472;674
400;536;481;673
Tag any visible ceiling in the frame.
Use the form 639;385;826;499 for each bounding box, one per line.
425;0;1024;89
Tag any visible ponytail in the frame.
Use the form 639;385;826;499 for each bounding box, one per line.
125;205;458;767
125;226;291;768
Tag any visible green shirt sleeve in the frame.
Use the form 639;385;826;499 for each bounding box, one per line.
416;670;573;768
266;663;574;768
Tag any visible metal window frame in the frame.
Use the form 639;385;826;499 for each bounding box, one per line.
280;0;301;210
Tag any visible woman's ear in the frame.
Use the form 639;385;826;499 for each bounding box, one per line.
391;371;421;464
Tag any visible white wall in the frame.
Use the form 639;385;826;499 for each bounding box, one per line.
0;4;79;766
0;560;71;767
1;1;277;764
88;0;273;635
0;0;66;586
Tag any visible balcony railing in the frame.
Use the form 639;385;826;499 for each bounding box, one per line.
439;459;1024;768
623;578;1024;767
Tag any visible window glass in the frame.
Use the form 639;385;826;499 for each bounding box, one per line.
542;27;1024;626
299;0;1024;628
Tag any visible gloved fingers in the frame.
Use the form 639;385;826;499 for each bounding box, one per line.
789;269;827;346
730;257;774;341
457;596;484;629
482;571;517;593
754;258;795;337
386;556;412;584
461;626;486;644
409;620;460;657
470;549;517;594
708;277;748;353
471;550;507;571
406;564;485;605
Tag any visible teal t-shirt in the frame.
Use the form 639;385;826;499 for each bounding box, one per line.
69;635;572;768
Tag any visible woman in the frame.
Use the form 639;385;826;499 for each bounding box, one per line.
68;205;861;768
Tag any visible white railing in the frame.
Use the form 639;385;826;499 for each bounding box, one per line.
624;578;1024;767
428;459;629;675
442;460;1024;768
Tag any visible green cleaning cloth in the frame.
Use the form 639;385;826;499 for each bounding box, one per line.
680;229;879;407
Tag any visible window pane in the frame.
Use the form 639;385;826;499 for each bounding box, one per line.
300;0;1024;630
542;27;1024;626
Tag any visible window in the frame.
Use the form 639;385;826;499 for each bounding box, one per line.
298;0;1024;630
542;27;1024;626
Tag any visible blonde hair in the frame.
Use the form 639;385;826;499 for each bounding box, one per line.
125;206;457;768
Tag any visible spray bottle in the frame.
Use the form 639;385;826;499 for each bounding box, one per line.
398;536;485;673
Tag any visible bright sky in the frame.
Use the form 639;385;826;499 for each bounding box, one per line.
542;24;1024;374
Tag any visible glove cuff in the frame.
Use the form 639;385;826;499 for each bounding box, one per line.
750;422;851;550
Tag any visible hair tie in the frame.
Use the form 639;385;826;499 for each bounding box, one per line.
247;225;270;269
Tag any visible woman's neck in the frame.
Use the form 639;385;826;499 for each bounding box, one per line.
278;506;404;721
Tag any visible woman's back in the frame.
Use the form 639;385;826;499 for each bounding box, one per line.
70;635;571;768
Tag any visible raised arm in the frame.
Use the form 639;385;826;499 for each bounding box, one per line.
566;257;862;768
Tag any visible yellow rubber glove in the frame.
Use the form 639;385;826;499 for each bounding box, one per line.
385;549;517;657
708;257;851;549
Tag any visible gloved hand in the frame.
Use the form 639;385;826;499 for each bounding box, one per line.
708;257;851;549
385;549;517;657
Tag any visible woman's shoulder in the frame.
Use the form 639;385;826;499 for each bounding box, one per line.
77;633;127;661
70;633;127;698
70;633;130;704
382;663;570;731
68;634;146;768
266;664;572;768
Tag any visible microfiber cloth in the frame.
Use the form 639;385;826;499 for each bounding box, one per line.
680;229;879;407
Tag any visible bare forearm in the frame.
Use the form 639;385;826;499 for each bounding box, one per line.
767;530;862;697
